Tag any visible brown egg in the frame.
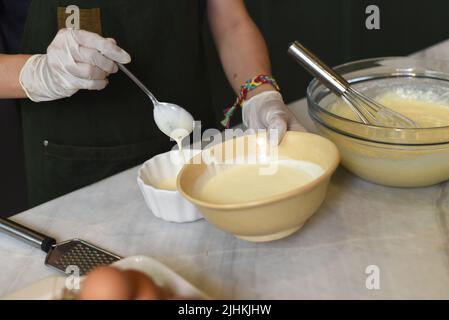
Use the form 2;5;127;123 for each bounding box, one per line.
79;266;134;300
123;270;166;300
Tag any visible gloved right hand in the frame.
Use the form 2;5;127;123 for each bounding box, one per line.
19;28;131;102
242;91;306;144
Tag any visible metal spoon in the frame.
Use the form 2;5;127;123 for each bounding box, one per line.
118;64;194;142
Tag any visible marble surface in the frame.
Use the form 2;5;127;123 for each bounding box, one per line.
2;43;449;299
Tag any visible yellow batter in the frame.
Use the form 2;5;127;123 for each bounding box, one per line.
154;177;177;191
330;91;449;127
319;90;449;187
193;160;324;205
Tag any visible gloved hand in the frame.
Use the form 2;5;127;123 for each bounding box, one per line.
242;90;306;144
19;28;131;102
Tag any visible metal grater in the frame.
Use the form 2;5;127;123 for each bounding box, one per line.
0;218;121;276
45;239;121;275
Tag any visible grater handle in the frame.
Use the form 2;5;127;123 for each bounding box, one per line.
0;218;56;253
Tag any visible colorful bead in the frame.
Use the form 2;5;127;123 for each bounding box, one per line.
221;75;280;128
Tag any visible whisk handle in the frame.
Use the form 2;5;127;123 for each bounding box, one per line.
0;217;56;253
288;41;350;95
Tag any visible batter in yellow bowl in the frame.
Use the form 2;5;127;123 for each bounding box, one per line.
193;160;324;205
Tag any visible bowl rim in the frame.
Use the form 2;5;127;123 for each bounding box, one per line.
177;132;340;210
307;56;449;146
137;149;201;194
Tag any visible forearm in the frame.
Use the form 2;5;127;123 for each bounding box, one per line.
0;54;30;99
208;0;273;98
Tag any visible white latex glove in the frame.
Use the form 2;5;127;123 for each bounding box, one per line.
19;28;131;102
242;90;306;144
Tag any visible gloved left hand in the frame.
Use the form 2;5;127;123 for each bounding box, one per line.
242;90;306;144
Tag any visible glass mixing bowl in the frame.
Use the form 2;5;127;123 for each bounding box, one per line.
307;57;449;187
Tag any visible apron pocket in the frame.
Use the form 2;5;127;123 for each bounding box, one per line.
42;138;169;199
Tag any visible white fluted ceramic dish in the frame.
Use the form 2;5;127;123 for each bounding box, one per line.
138;149;203;223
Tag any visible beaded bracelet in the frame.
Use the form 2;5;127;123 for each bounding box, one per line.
221;74;280;128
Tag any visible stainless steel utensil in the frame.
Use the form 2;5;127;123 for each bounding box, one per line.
0;217;121;276
118;63;160;107
288;41;418;128
118;63;194;139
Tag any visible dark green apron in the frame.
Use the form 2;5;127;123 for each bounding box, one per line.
20;0;214;207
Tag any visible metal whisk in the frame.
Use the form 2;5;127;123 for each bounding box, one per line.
288;41;418;128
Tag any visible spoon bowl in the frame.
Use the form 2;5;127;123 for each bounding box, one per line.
118;64;195;142
153;103;195;142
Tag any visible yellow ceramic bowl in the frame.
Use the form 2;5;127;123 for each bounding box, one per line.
177;132;340;242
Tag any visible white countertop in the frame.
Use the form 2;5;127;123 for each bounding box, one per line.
2;43;449;299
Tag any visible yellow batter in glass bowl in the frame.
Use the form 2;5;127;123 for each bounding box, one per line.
307;57;449;187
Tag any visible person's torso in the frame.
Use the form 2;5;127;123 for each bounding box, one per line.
20;0;214;206
0;0;31;215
